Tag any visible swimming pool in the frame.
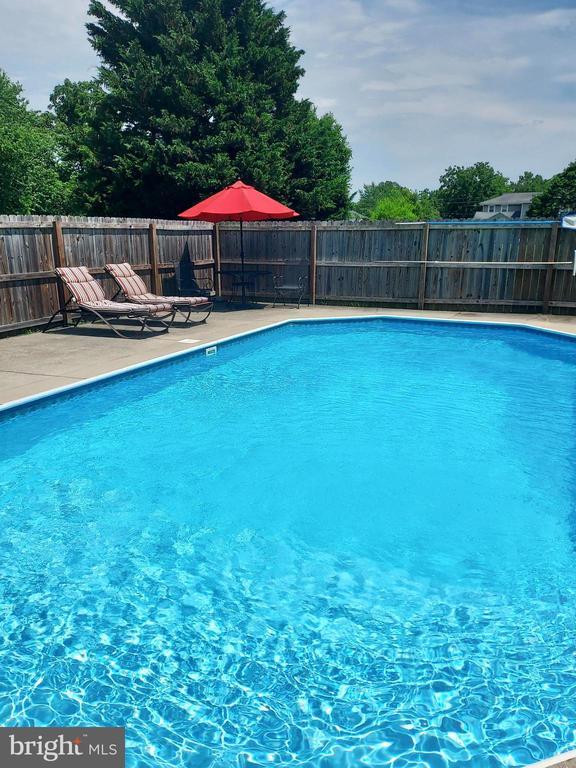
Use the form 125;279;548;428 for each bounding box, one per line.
1;316;576;767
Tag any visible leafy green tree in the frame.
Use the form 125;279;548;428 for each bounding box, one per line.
52;0;351;219
510;171;548;194
354;181;404;219
370;188;419;221
436;162;509;219
529;160;576;218
356;182;439;221
0;70;74;214
414;189;440;220
49;79;106;213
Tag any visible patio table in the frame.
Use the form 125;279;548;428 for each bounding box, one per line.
217;268;272;304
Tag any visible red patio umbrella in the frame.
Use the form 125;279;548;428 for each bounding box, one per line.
178;180;298;305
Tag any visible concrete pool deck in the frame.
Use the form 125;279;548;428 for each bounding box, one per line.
2;303;576;406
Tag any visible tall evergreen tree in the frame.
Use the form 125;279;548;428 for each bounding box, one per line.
52;0;351;219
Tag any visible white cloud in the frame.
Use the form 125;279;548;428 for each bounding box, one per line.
361;74;476;93
279;0;576;189
315;97;339;110
519;8;576;29
382;0;423;12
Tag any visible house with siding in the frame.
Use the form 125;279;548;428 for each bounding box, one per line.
473;192;536;220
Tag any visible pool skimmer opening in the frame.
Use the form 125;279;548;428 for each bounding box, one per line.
205;346;218;357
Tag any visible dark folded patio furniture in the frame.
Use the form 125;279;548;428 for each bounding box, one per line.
44;266;175;338
174;254;216;300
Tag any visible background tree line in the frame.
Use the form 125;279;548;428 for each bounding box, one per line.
0;0;574;221
354;161;576;222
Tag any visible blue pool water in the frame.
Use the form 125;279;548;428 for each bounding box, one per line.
1;318;576;768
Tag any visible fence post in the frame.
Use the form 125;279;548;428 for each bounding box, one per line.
51;219;68;326
309;223;317;304
542;222;560;313
148;222;160;294
213;223;222;297
417;222;430;310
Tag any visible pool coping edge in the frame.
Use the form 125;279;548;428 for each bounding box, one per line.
526;750;576;767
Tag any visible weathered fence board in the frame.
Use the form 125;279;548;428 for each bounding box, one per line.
0;223;60;329
1;216;575;332
316;225;423;305
551;228;576;306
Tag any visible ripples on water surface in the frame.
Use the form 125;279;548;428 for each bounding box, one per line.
1;319;576;767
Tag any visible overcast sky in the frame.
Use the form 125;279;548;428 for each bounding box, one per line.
1;0;575;193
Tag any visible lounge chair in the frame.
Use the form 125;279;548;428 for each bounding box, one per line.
44;266;175;338
105;262;213;323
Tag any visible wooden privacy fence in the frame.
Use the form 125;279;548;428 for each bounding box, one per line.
219;220;576;313
1;216;576;332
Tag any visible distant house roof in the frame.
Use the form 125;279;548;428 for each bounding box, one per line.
479;192;536;206
473;211;514;221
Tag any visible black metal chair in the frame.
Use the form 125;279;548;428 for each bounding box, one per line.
273;275;307;309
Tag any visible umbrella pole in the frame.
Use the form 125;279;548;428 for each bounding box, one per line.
240;219;246;305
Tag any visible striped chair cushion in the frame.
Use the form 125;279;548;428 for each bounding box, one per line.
79;300;151;314
105;262;149;297
72;299;173;315
131;293;211;307
56;266;106;304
